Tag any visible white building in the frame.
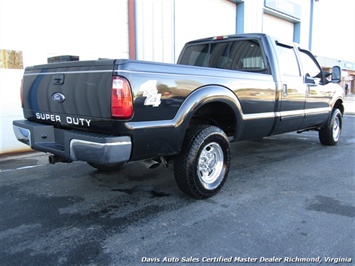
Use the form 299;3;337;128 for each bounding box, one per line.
0;0;354;154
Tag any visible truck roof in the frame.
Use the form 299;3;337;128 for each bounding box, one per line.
185;33;269;45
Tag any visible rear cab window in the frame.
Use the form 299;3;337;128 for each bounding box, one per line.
179;38;271;75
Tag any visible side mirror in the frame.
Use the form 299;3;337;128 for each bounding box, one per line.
331;66;341;83
305;73;317;86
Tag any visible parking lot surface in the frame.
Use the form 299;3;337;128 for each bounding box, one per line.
1;116;354;266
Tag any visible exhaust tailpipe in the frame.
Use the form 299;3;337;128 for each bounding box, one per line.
141;159;161;169
48;155;72;164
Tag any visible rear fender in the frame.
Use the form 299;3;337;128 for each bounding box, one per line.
125;86;243;160
176;85;242;135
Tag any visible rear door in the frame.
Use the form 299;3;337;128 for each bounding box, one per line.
274;42;306;134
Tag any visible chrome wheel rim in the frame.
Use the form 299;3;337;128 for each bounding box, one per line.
333;116;341;142
197;142;224;190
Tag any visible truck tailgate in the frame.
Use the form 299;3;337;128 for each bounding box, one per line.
22;60;116;129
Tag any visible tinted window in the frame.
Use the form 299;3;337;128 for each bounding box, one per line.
276;44;300;76
179;40;270;74
299;50;321;78
180;44;209;67
209;42;230;68
229;40;266;71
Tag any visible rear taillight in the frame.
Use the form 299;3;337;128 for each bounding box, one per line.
20;78;24;107
111;76;133;119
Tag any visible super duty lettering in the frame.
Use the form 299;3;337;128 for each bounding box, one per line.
13;33;344;198
35;113;91;127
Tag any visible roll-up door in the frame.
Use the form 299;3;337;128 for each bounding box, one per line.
263;13;294;43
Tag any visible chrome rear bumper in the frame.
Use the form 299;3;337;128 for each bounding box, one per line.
13;120;131;164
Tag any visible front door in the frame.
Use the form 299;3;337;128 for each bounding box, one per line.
298;48;332;129
274;42;306;134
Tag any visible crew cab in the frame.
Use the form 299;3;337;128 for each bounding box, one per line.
13;33;344;198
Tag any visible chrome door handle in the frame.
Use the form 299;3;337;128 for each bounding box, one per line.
283;84;288;97
306;85;311;96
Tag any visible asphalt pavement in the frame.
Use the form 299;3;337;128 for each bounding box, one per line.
0;116;354;266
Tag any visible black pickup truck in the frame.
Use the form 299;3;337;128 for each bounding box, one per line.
13;33;344;198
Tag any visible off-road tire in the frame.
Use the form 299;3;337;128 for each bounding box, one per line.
174;125;231;199
319;108;342;146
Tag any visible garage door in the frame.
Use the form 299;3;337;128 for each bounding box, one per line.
263;13;294;43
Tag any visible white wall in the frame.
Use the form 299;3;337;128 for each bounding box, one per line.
136;0;175;63
0;0;129;154
243;0;264;33
136;0;236;64
0;69;28;154
0;0;129;65
174;0;236;59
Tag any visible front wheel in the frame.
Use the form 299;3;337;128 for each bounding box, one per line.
319;108;342;146
174;125;231;199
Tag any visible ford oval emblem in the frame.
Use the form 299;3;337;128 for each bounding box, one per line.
51;92;66;103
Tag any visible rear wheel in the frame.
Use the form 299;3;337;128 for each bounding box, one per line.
174;125;231;199
319;108;342;146
87;162;123;171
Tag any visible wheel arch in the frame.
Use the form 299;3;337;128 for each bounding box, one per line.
332;98;344;115
178;85;243;140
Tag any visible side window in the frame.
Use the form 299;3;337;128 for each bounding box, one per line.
276;43;300;76
229;40;267;72
298;50;322;78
